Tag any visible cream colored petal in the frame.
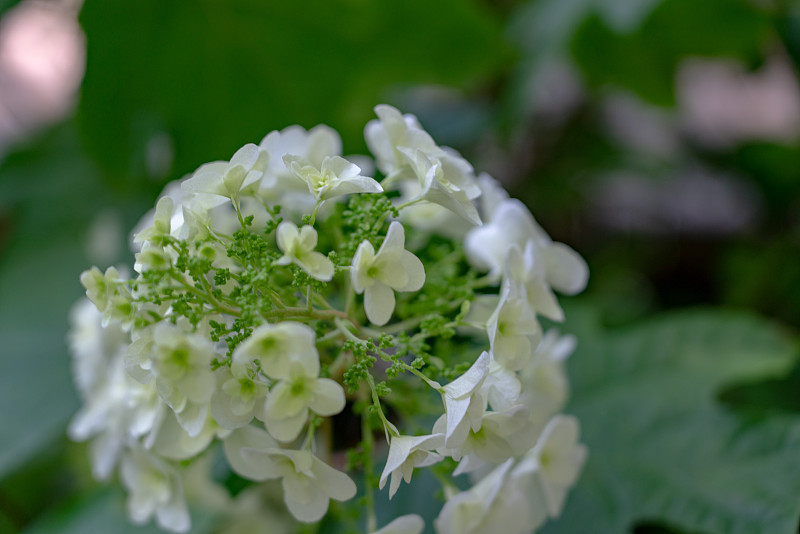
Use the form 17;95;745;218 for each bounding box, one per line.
308;378;346;416
364;283;395;326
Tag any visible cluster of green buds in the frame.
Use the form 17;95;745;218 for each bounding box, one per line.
69;105;589;534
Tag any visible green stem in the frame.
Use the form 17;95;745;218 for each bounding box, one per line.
308;200;322;226
361;401;378;533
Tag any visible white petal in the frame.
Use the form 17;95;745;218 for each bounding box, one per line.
545;243;589;295
378;221;406;255
283;479;329;523
364;283;395;326
444;351;490;398
222;425;280;480
311;456;358;501
308;378;346;416
372;514;425;534
264;409;308;442
395;250;425;292
299;251;334;282
276;221;299;253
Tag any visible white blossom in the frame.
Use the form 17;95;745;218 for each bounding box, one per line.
182;143;266;206
379;433;445;498
351;221;425;325
275;222;334;282
464;199;588;295
439;351;490;449
398;147;481;225
521;415;587;518
134;323;217;437
121;449;190;533
486;280;541;371
232;321;319;380
436;404;535;475
519;330;576;430
80;265;124;314
149;408;228;461
433;458;546;534
133;196;174;245
210;367;268;430
236;445;357;522
262;362;346;442
284;154;382;202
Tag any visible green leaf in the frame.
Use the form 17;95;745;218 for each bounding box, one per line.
543;308;800;534
571;0;772;106
77;0;508;181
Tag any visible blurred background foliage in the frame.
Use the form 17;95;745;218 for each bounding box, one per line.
1;0;799;533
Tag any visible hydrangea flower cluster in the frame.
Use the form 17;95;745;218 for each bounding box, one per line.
69;104;589;534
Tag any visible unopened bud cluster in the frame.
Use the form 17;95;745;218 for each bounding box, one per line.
69;105;589;534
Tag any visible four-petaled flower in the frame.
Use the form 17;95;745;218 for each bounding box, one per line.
284;154;382;202
351;221;425;325
275;222;335;282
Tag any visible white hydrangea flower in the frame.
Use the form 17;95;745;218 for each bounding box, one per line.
275;222;334;282
436;404;535;475
464;198;589;295
398;147;481;225
144;323;217;436
284;154;382;202
133;196;174;245
232;321;319;380
364;103;431;178
149;408;229;461
506;241;563;322
236;446;357;522
379;433;445;498
351;221;425;326
68;298;128;399
372;514;425;534
519;330;576;430
397;180;467;240
210;367;268;430
479;357;522;412
120;449;190;533
262;361;346;442
182;143;267;207
68;352;161;480
80;265;124;314
257;125;342;215
486;280;541;371
439;351;490;449
259;124;342;185
475;172;509;223
433;458;546;534
521;415;587;519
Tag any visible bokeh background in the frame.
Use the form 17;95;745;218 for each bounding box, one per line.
1;0;799;533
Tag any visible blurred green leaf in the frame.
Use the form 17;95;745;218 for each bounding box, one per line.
571;0;772;105
0;123;134;481
543;307;800;534
0;0;22;18
77;0;508;182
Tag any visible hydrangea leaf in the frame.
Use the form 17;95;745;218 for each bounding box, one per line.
543;307;800;534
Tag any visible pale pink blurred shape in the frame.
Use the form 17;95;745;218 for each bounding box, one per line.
602;92;680;158
590;169;761;236
678;56;800;148
0;0;85;151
